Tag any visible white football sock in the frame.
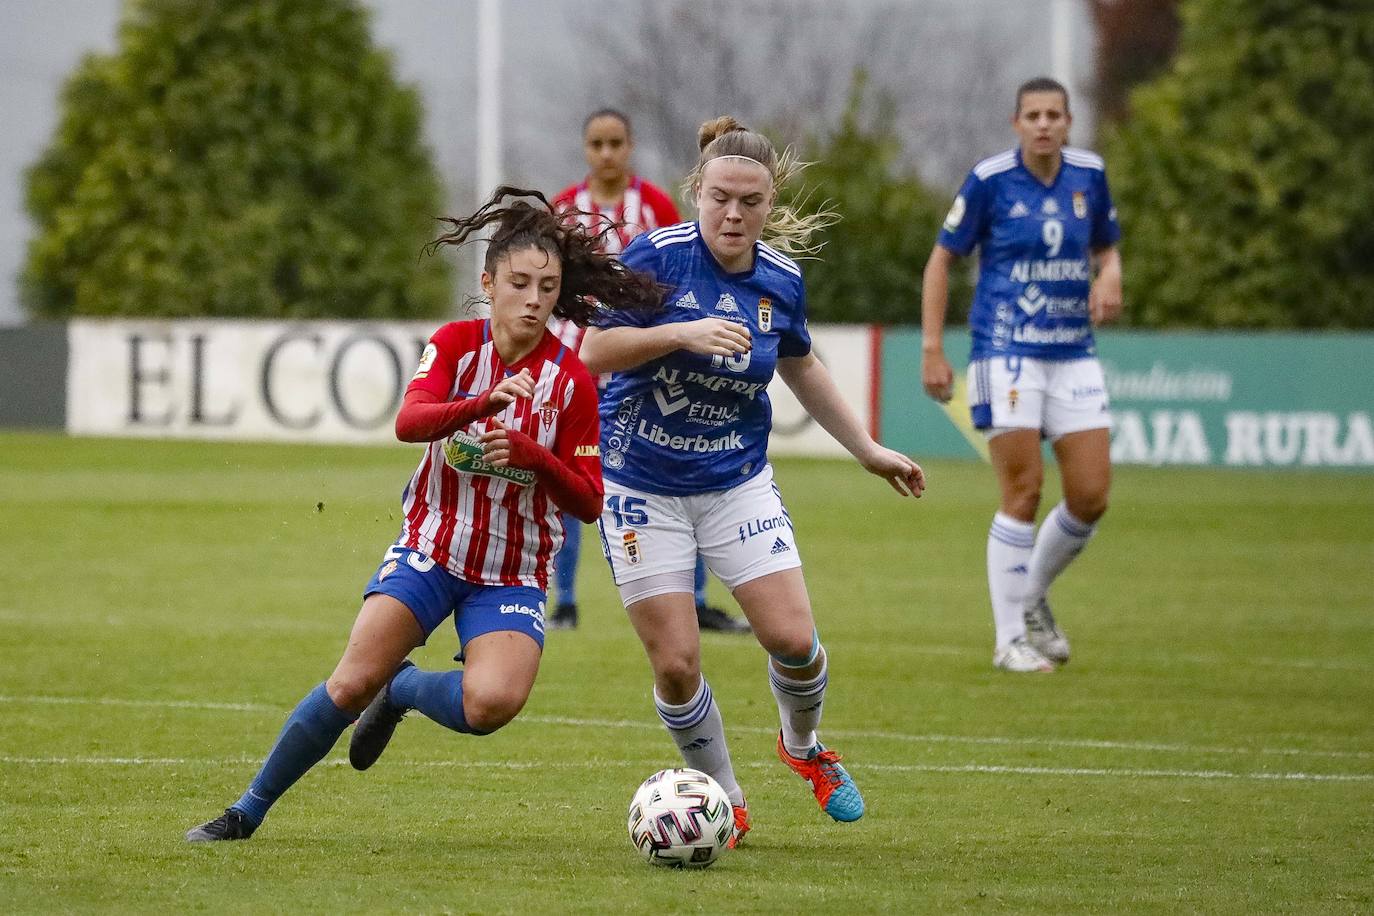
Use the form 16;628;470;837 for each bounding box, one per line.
768;652;828;759
1026;502;1095;603
988;512;1035;649
654;678;743;806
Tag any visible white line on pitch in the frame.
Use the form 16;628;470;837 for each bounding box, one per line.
520;715;1374;762
3;695;1371;762
5;608;1369;671
0;694;276;712
847;762;1374;783
0;755;1370;783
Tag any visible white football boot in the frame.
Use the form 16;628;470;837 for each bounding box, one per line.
993;635;1055;673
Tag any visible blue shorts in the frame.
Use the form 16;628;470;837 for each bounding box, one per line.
363;545;546;654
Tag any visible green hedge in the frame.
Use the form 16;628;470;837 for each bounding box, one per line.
1105;0;1374;328
23;0;451;319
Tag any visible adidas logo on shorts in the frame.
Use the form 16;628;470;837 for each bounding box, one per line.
769;537;790;555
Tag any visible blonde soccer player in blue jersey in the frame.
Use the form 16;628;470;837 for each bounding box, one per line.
582;116;926;845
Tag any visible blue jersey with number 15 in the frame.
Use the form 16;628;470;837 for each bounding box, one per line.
938;146;1120;362
596;222;811;496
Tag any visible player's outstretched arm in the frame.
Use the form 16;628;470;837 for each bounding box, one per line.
580;319;751;374
777;353;926;498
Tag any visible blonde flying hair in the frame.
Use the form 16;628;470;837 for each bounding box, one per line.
683;116;837;258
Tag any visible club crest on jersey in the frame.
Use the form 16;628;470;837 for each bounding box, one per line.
1072;191;1088;219
622;530;641;565
757;297;773;332
1008;387;1020;412
539;400;559;428
713;293;739;314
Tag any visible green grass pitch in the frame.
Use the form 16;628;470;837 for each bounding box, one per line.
1;432;1371;912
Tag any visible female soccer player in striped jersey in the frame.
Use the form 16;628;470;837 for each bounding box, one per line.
581;117;926;844
185;188;662;842
544;108;675;631
547;108;748;635
921;77;1123;673
553;108;680;257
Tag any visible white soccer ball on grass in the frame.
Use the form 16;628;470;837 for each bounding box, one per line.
627;767;733;868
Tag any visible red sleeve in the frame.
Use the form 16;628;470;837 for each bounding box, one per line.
395;389;498;443
395;323;499;443
639;179;682;225
406;322;464;400
501;365;603;522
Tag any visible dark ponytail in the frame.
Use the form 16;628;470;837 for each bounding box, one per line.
426;186;663;324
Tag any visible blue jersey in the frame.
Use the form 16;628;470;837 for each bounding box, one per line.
597;222;811;496
938;147;1120;361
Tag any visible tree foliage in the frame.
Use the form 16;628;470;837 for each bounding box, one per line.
1105;0;1374;327
778;76;972;325
23;0;451;319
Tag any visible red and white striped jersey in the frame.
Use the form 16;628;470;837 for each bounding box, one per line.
552;175;680;255
398;320;602;590
547;315;588;354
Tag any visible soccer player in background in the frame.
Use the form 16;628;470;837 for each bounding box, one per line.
920;77;1123;673
185;188;663;842
549;107;749;635
581;117;926;844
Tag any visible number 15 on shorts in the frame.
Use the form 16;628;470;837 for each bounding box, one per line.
606;495;648;529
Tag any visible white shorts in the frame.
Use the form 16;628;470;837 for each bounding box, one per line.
968;356;1112;440
597;463;801;602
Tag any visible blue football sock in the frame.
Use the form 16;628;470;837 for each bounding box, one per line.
231;683;356;825
693;556;708;607
554;520;581;605
389;665;486;734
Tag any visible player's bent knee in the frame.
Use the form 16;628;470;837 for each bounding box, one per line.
1070;495;1108;524
325;670;385;714
642;639;699;685
462;687;527;733
764;632;818;668
652;658;703;699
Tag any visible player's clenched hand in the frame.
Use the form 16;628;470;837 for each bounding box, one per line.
484;368;536;413
479;419;540;469
860;445;926;498
678;317;752;359
921;349;954;404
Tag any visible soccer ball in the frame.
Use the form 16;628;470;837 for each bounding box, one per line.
627;767;733;868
